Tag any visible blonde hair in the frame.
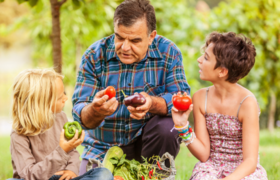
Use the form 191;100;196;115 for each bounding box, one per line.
12;69;64;136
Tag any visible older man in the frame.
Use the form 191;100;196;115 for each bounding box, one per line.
72;0;190;175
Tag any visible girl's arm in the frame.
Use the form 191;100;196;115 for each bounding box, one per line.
187;90;211;162
11;133;71;180
221;97;259;180
11;130;85;180
172;89;211;162
64;148;81;176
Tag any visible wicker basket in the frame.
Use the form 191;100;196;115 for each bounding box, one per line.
86;152;176;180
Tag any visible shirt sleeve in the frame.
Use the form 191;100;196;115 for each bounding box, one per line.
10;134;70;180
72;50;103;129
65;149;81;176
162;52;191;116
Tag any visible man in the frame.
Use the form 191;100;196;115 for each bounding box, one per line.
72;0;190;175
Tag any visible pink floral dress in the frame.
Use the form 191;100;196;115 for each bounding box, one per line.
190;88;267;180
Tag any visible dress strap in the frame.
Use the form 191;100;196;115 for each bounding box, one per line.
236;95;254;117
205;87;210;114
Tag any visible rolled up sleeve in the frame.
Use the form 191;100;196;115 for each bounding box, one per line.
72;51;101;129
164;53;191;115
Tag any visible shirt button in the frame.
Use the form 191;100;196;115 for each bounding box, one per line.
128;83;131;86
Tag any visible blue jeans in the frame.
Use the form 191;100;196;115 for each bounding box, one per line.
7;167;113;180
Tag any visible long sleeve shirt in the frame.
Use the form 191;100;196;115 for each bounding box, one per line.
10;112;80;180
72;34;190;161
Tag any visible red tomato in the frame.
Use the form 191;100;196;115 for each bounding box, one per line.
114;176;124;180
105;86;116;99
172;94;192;111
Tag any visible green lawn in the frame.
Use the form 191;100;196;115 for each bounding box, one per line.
1;130;280;180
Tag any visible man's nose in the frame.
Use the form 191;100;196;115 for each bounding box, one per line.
121;40;131;51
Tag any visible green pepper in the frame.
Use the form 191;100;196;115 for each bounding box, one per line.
63;121;82;140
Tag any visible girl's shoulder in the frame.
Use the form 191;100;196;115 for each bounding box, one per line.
192;86;212;101
55;111;68;123
236;85;258;107
53;111;69;130
10;130;29;146
237;84;255;96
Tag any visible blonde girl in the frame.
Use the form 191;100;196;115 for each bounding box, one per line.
10;69;113;180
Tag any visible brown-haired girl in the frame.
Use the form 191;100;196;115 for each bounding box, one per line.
172;32;267;180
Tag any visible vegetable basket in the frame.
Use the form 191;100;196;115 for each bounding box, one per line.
86;152;176;180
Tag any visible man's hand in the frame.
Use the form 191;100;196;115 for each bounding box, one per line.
81;89;119;128
127;92;152;120
59;129;85;153
91;89;119;117
55;170;77;180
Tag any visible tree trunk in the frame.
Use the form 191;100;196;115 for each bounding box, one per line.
50;0;66;73
268;91;276;132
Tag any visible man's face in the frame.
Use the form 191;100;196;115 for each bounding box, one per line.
114;18;156;64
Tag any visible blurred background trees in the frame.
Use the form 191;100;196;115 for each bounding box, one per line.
0;0;279;131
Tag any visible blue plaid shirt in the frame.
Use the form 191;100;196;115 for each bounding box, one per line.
72;34;190;161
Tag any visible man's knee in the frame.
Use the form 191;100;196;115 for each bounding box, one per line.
89;167;113;180
148;115;176;138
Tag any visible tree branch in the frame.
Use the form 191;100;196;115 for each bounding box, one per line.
58;0;67;6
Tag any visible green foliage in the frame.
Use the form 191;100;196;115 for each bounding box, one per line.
11;0;117;86
16;0;28;4
28;0;38;7
111;153;164;180
207;0;280;110
4;0;280;121
154;0;280;115
153;0;212;93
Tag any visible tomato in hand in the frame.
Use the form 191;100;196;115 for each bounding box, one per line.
105;86;116;99
172;94;192;111
114;176;124;180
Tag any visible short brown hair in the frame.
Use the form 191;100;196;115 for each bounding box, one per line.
203;32;256;83
114;0;156;34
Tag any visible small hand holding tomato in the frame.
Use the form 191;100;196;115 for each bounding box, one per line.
172;92;192;111
171;92;193;127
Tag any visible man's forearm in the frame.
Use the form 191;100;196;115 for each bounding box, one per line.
149;96;168;115
80;104;105;129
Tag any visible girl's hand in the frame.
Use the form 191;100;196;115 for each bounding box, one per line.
59;129;85;153
55;170;77;180
171;92;193;127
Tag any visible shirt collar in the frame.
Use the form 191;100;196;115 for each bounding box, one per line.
106;34;163;62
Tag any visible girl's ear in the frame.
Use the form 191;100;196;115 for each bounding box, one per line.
218;67;228;78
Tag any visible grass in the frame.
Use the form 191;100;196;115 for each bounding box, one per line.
1;130;280;180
